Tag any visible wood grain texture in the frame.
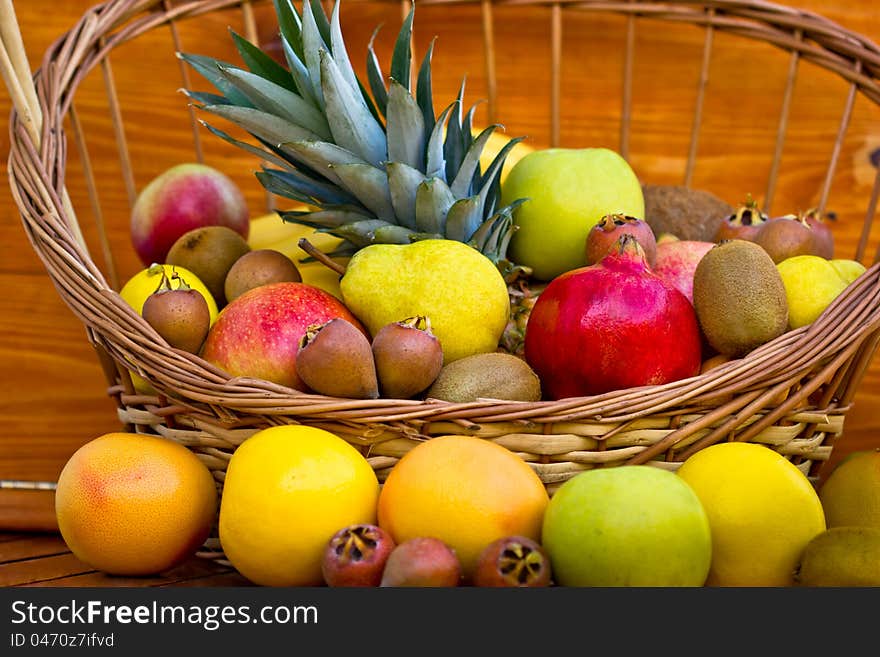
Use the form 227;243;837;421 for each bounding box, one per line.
1;0;879;531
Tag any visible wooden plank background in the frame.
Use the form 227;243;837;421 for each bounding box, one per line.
1;0;879;530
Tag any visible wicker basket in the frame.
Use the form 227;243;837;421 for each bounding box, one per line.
6;0;880;563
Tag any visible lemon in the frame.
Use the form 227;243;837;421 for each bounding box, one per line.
677;443;825;586
118;263;219;394
819;449;880;529
829;258;867;285
218;425;379;586
776;255;849;329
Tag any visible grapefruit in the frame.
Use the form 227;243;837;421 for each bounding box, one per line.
376;435;549;578
218;425;379;586
55;432;217;576
677;442;826;586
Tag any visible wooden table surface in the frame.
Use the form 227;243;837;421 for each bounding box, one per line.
2;0;880;580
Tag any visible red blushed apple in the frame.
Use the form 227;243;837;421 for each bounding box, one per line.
200;282;368;391
653;239;715;304
131;163;249;266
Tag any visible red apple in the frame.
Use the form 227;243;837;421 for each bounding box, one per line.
130;163;249;266
200;282;368;391
653;239;715;304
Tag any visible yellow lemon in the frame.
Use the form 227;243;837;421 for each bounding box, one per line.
218;425;379;586
819;449;880;529
776;255;849;329
118;263;219;394
677;442;826;586
829;258;867;285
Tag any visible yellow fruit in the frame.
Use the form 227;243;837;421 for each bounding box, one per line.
776;255;850;329
55;432;217;576
247;213;345;299
819;449;880;529
676;442;826;586
829;258;867;285
119;263;219;394
377;435;549;578
218;425;379;586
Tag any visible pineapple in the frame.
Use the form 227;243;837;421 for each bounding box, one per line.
180;0;536;351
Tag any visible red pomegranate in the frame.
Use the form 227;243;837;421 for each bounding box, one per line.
524;234;703;400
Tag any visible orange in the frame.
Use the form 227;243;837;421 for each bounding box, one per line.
377;434;550;577
218;425;380;586
55;432;218;576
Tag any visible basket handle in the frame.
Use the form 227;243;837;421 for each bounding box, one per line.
0;0;86;252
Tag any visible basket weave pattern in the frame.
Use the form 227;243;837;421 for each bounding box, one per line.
7;0;880;561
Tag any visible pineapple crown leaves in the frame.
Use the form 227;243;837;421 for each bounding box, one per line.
177;0;527;271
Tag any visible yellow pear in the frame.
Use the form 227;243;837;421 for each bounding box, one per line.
339;239;510;364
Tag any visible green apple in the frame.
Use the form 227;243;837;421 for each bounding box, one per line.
501;147;645;281
541;465;712;586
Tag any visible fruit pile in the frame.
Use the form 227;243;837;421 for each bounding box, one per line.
54;428;880;587
52;1;880;587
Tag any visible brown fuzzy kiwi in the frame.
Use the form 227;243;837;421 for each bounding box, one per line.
642;183;733;242
166;226;251;306
224;249;302;304
427;352;542;403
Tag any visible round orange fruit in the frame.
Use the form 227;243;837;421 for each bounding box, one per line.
55;432;218;576
377;435;550;578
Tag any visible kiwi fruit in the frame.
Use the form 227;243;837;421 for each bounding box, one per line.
426;352;542;403
692;239;789;357
224;248;302;303
642;183;733;242
166;226;251;306
794;526;880;587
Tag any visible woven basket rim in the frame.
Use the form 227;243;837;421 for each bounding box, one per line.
8;0;880;471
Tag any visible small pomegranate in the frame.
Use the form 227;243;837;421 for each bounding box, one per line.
141;268;211;354
585;213;657;267
714;195;768;242
321;524;396;587
524;234;703;400
471;536;552;587
801;207;835;259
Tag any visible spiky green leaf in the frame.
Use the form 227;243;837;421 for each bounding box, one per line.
230;30;296;92
415;177;455;234
390;4;415;92
280;37;321;108
176;53;253;107
308;0;333;48
257;167;359;206
329;0;362;102
443;78;467;181
320;49;387;166
366;27;388;117
301;0;326;105
198;120;293;170
273;0;303;61
330;162;395;221
386;161;424;229
416;38;436;135
386;79;426;171
425;102;457;182
372;224;416;244
200;104;323;147
280;208;374;229
444;196;483;243
330;219;397;247
217;65;331;140
280;140;368;187
450;124;499;199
